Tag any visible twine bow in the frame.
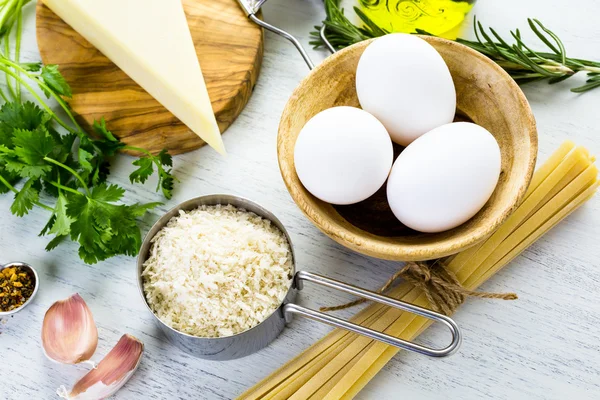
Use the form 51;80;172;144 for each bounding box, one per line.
320;261;518;315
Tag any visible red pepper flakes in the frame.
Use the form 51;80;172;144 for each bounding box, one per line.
0;266;35;312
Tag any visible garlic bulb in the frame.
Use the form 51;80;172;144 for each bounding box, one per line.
57;334;144;400
42;293;98;364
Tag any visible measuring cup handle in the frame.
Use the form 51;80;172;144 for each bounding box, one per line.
283;270;462;358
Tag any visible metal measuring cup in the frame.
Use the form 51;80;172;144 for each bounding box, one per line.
136;194;461;361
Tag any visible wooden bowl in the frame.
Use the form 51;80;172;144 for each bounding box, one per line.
278;36;537;261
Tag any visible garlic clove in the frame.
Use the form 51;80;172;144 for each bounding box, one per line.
57;334;144;400
42;293;98;365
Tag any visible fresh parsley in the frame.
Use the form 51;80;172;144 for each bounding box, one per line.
0;1;179;264
0;101;165;264
129;148;175;199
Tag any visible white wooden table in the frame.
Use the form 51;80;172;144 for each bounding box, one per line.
2;1;599;399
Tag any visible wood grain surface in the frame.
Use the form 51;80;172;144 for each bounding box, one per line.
278;37;537;261
35;0;263;155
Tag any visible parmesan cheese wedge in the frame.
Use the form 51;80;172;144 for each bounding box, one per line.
42;0;226;154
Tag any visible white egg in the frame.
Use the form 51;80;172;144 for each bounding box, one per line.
294;106;393;205
386;122;501;233
356;34;456;146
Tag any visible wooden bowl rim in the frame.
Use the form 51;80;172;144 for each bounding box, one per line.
278;36;538;261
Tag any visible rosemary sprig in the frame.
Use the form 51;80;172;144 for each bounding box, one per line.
311;0;600;93
309;0;386;49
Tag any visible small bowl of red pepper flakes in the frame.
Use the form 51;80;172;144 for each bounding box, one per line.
0;262;39;315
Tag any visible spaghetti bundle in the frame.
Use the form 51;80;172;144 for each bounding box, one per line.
238;141;598;400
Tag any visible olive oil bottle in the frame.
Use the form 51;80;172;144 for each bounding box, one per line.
357;0;476;39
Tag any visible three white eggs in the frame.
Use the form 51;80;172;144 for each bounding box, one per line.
294;34;502;233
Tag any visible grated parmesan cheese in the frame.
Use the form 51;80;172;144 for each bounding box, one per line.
142;204;293;338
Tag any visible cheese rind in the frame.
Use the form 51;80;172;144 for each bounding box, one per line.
43;0;226;154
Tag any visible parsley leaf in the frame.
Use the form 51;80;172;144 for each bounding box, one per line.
21;62;42;72
10;179;40;216
130;202;162;218
40;65;72;98
77;146;94;181
93;118;119;142
45;235;67;252
158;148;173;167
12;126;56;164
67;193;111;264
75;119;126;187
0;102;46;147
129;148;176;199
39;192;72;239
0;101;46;130
4;158;52;179
129;157;153;184
92;118;124;156
49;193;72;236
91;183;125;202
160;173;174;199
65;183;158;264
48;131;76;164
155;149;175;199
91;159;110;186
39;214;56;237
1;125;56;179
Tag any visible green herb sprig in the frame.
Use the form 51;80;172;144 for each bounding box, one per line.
453;19;600;92
0;1;178;264
312;0;600;93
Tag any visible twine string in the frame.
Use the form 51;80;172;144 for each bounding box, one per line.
320;261;518;315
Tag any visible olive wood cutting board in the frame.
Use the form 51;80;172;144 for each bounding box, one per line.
36;0;263;155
